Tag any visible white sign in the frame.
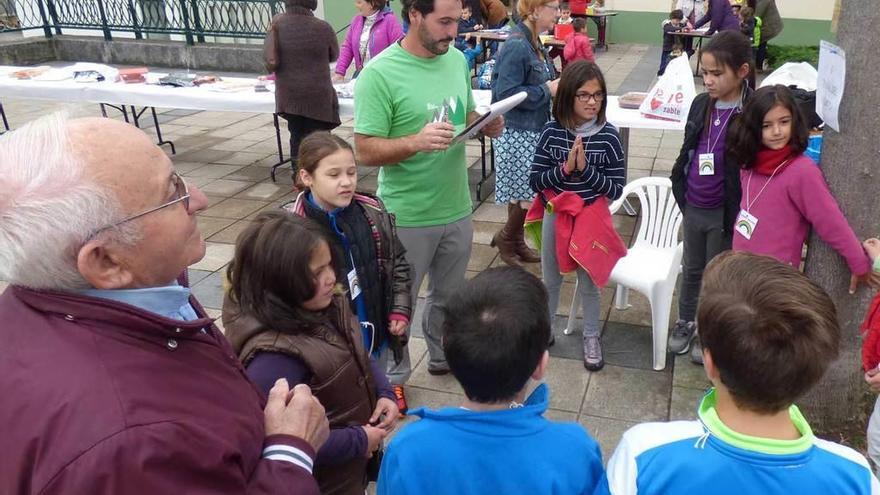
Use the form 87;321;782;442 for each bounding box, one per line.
817;40;845;132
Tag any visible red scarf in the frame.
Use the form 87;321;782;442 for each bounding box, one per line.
752;144;794;175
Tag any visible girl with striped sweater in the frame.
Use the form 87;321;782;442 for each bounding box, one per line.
529;60;625;371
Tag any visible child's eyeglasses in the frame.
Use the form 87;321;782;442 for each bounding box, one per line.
575;91;606;103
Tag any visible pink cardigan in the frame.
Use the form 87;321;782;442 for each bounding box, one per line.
732;154;870;274
335;8;403;77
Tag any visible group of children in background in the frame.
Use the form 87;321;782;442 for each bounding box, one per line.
458;1;596;71
659;1;762;76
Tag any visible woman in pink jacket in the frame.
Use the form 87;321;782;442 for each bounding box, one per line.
333;0;403;81
728;85;878;291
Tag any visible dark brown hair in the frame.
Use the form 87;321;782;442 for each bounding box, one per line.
699;30;753;130
572;17;586;32
553;60;608;130
697;251;840;414
367;0;388;10
226;211;338;332
669;9;683;20
727;85;810;169
442;267;551;402
297;131;354;175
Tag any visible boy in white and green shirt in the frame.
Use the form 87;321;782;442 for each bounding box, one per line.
601;251;879;495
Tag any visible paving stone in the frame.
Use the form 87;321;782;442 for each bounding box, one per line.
402;386;464;414
187;268;214;286
196;216;236;238
467;243;498;271
174;161;209;174
578;414;636;461
199;179;255;197
189;242;236;272
224;165;273;182
407;353;464;396
542;356;592;413
545;409;579;422
582;364;671;423
653;158;676;172
627;155;654;170
201;198;270;219
669;385;705;421
602;320;670;371
186;164;246;179
174;148;234;164
190;270;227;310
213;151;271;167
234;182;290;201
210;139;264;152
203;307;225;334
672;353;712;390
208;220;251;244
628;145;658;158
0;281;9;294
472;220;501;245
472;202;508;223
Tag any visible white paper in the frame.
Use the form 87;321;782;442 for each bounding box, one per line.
817;40;845;132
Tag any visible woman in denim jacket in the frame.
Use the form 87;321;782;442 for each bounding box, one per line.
490;0;560;266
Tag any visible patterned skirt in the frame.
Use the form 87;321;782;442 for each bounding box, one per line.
493;127;540;203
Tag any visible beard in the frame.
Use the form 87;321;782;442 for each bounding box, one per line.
417;23;453;55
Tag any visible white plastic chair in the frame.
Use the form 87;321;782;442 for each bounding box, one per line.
564;177;684;371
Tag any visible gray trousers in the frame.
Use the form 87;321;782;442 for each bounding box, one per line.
541;212;601;338
390;215;474;377
678;204;731;322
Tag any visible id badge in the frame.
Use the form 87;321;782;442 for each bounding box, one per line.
698;153;715;176
347;269;362;300
735;209;759;240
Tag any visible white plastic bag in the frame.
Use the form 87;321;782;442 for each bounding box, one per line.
639;55;696;122
759;62;818;92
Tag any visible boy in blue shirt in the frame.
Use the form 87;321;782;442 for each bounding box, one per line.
378;267;605;495
603;251;880;495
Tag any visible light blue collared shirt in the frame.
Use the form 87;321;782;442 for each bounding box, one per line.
81;283;200;321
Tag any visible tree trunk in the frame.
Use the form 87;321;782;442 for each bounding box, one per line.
800;1;880;433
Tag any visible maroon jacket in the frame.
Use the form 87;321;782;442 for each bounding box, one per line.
0;285;320;495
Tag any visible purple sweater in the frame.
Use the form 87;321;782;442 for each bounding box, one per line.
336;8;403;76
686;106;737;208
732;154;871;274
695;0;741;35
246;352;396;465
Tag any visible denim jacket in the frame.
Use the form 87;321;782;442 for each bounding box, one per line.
491;22;557;132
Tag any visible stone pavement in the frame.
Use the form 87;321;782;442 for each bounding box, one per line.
0;43;715;461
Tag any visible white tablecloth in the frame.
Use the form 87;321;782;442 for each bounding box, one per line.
0;65;356;118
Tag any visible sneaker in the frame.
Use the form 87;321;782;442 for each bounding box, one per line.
583;335;604;371
668;320;697;355
690;336;704;365
393;385;408;417
427;366;451;376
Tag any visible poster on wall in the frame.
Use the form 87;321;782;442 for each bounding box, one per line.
817;40;845;132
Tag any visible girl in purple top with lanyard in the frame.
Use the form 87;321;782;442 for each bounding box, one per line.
669;31;753;364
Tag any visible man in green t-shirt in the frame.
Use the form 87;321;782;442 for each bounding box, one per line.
354;0;504;406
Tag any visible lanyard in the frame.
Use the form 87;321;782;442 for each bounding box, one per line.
706;107;735;154
744;159;790;212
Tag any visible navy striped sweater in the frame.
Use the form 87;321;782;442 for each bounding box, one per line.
529;120;626;204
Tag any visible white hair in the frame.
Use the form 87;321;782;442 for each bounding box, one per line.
0;113;140;291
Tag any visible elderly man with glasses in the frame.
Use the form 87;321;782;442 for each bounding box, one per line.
0;115;329;494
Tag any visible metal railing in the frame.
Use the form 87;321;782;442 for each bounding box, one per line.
0;0;289;43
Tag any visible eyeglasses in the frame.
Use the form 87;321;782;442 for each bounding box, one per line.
92;171;190;235
543;3;561;11
575;91;605;103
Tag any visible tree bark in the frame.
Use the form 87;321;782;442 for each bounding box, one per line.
800;1;880;432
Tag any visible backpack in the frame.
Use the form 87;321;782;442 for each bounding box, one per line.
787;85;823;129
477;58;495;89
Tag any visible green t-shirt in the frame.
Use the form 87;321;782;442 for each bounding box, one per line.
354;43;476;228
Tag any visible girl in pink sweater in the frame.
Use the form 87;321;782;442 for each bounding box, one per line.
728;85;875;290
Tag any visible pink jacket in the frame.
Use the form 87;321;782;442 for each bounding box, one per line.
564;32;595;63
526;191;627;287
336;8;403;76
732;154;870;274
